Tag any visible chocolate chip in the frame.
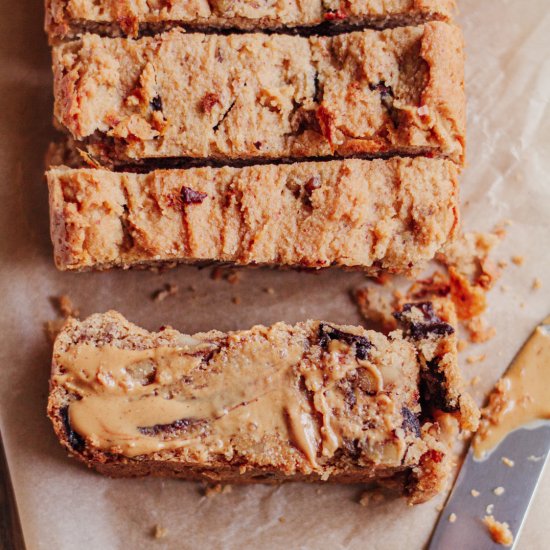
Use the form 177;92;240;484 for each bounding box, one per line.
342;438;362;459
60;405;85;452
401;407;421;437
180;186;207;205
138;417;203;437
150;96;163;112
420;359;459;413
318;324;372;360
394;302;455;340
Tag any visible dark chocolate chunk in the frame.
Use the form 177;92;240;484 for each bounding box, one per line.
394;302;455;340
150;95;163;112
180;186;208;205
342;438;362;459
420;359;459;413
369;81;399;127
60;405;85;452
318;324;372;360
138;417;203;437
401;407;421;437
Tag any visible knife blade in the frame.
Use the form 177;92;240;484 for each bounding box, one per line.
428;319;550;550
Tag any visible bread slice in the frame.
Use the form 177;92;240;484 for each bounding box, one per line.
46;0;456;40
47;302;478;503
47;156;459;273
52;23;465;166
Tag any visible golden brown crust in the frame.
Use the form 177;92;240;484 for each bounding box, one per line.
51;23;465;165
46;0;457;40
46;157;459;273
48;304;476;503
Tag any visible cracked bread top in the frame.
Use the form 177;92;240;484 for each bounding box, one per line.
46;0;457;39
52;22;465;165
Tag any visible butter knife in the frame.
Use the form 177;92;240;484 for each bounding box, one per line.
428;318;550;549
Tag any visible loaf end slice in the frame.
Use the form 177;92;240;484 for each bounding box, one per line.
48;303;478;504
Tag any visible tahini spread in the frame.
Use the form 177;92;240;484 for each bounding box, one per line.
56;327;401;468
473;318;550;459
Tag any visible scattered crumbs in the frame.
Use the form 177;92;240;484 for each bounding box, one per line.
316;488;323;495
532;278;542;290
232;296;241;305
483;515;514;547
211;267;241;284
152;283;179;302
497;260;508;269
493;219;513;240
486;504;494;514
528;455;545;462
501;457;515;468
435;503;444;512
467;354;486;365
264;287;276;295
464;316;496;343
471;489;480;498
500;285;509;293
448;513;457;523
493;487;505;496
457;339;469;352
152;525;167;539
204;483;233;497
279;516;286;524
188;284;197;292
520;302;525;309
470;376;481;387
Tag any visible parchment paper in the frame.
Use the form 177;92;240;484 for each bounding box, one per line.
0;1;549;548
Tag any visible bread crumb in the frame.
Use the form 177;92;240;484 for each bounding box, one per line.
471;489;480;497
152;525;167;539
532;278;542;290
486;504;494;514
279;516;286;523
466;354;486;365
457;339;469;352
359;490;385;507
264;287;276;295
448;513;457;523
232;296;241;305
470;376;481;387
57;295;79;317
354;286;398;332
211;267;241;284
497;260;508;269
152;283;179;302
464;316;496;344
493;487;505;496
511;255;524;266
204;483;233;497
483;515;514;546
44;319;66;343
501;457;515;468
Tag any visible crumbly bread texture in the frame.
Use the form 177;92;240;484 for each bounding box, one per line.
52;23;465;166
46;157;459;273
46;0;457;39
48;303;478;504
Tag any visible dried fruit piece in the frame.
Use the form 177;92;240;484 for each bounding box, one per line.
180;187;207;205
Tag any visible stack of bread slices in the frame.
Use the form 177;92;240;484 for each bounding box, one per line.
45;1;478;504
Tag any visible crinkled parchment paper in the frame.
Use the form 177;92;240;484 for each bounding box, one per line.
0;1;549;548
